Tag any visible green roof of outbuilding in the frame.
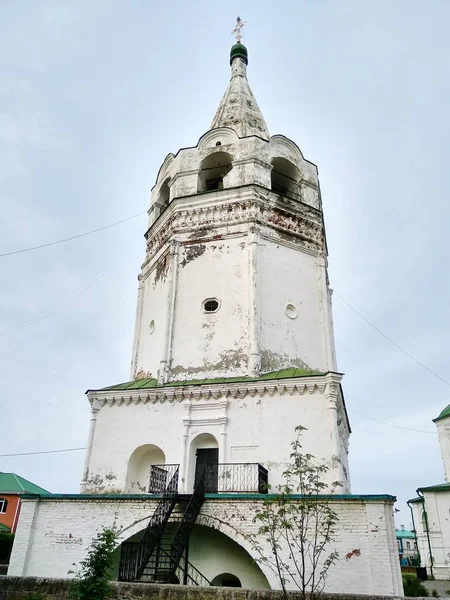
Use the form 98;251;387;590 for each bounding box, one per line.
0;473;49;495
91;367;326;392
0;522;10;532
417;483;450;493
396;529;415;539
434;404;450;423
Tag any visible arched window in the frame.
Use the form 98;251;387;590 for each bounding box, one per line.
0;498;8;513
271;157;300;198
158;178;171;216
198;152;233;193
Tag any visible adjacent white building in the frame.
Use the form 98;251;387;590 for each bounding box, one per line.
410;405;450;579
9;38;402;595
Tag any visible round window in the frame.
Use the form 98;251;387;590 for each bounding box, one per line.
203;298;220;313
285;303;298;319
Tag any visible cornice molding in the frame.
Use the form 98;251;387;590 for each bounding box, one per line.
143;191;323;265
88;373;343;409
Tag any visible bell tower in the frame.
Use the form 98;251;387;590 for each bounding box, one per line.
130;40;337;385
81;34;351;497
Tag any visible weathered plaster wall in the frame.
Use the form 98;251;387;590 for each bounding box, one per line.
170;235;250;379
8;495;402;596
259;240;333;373
82;374;348;495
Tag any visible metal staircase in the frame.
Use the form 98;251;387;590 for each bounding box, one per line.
118;466;179;582
118;471;210;585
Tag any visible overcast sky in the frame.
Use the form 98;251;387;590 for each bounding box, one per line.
1;0;450;528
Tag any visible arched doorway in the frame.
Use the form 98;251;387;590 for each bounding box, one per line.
211;573;242;587
125;444;165;493
188;433;219;493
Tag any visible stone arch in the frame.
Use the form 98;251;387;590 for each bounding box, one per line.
198;151;233;193
125;444;165;493
198;127;239;150
194;513;274;587
115;518;272;588
155;153;175;185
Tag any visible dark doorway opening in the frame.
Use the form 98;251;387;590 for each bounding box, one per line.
195;448;219;492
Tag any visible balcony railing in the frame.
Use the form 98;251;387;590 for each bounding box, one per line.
148;464;179;494
216;463;268;494
148;463;268;495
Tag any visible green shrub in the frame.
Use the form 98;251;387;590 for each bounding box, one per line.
0;531;14;561
68;526;119;600
402;573;429;597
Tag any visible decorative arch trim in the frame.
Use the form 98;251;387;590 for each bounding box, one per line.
198;128;239;150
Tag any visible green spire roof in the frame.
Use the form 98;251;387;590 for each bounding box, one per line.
434;404;450;423
230;42;248;65
0;473;50;495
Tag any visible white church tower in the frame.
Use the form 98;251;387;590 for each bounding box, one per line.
9;30;403;595
80;37;351;497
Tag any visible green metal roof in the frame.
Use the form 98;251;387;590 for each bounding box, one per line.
396;529;415;539
0;473;49;495
91;367;326;393
417;483;450;493
434;404;450;422
0;522;10;532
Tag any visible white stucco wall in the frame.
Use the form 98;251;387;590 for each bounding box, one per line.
411;490;450;580
9;495;402;596
81;374;349;495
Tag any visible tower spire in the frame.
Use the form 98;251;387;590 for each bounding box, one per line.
210;19;270;140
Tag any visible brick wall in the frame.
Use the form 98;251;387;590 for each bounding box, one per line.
8;495;402;596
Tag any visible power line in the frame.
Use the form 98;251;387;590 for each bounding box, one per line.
0;241;136;338
349;410;436;434
0;211;146;258
334;291;450;388
0;447;86;458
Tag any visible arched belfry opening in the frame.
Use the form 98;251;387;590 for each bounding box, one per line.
158;178;171;216
270;157;300;198
198;152;233;193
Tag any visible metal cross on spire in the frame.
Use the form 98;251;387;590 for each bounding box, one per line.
231;16;247;43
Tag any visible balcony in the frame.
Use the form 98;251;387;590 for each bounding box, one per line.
148;463;268;495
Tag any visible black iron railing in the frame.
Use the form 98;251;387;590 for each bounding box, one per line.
215;463;268;494
169;471;206;576
118;466;179;581
143;540;211;586
148;464;179;494
145;462;268;495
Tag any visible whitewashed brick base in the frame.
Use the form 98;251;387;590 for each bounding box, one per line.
9;495;402;596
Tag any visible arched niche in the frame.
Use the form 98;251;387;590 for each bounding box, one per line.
271;157;300;197
188;433;219;493
211;573;242;587
125;444;165;493
198;152;233;193
116;522;270;589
